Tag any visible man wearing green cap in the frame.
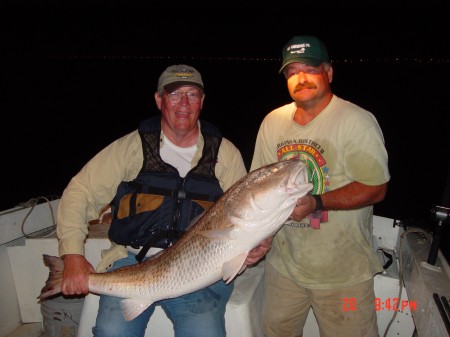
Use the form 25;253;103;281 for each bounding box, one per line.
56;64;249;337
249;36;390;337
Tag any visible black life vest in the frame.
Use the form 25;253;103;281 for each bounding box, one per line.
108;115;223;261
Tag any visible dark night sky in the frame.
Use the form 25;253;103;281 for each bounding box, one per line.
2;10;450;249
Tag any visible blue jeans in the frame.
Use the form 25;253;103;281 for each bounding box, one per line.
92;252;234;337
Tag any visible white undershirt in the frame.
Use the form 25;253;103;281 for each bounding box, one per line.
159;135;197;178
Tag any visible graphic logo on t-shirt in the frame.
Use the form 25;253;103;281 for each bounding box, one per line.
277;140;329;195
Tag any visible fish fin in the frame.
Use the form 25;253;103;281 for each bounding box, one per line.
196;226;237;240
120;299;153;321
222;253;248;284
37;254;64;301
238;264;248;275
186;211;205;230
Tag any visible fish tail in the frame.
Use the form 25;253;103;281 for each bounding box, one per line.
37;254;64;301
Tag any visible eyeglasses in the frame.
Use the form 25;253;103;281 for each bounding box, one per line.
164;91;203;104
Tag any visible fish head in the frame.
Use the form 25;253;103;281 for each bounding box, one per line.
226;158;313;234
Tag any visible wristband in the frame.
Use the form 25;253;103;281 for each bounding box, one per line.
312;194;323;213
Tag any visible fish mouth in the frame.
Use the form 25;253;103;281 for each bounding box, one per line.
286;161;308;190
283;161;313;204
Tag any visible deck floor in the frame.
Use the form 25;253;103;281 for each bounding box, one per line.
5;323;42;337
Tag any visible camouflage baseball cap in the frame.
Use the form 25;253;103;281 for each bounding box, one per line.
157;64;204;93
279;36;330;73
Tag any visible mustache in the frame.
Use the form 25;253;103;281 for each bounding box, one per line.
294;82;317;91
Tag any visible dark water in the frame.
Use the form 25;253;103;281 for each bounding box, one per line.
3;55;450;260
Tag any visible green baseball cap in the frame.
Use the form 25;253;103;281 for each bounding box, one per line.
157;64;204;93
279;36;330;73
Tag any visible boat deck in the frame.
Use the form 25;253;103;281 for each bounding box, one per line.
4;323;42;337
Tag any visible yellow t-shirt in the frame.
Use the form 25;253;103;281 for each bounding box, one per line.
251;95;390;289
